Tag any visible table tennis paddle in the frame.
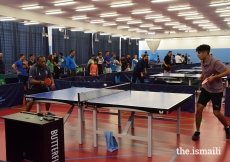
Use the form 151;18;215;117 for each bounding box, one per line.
44;78;51;86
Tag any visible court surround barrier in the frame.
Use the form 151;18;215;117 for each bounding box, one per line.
225;88;230;116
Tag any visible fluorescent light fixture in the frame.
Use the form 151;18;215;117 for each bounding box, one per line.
199;24;214;27
145;15;164;19
185;16;204;20
178;13;199;16
224;18;230;21
72;16;88;20
220;14;230;17
90;20;105;23
203;26;218;29
165;22;180;26
22;6;43;10
116;18;132;21
218;36;230;37
112;34;123;37
185;30;197;33
193;20;210;24
0;17;16;21
71;28;84;31
103;23;117;26
54;1;76;6
51;26;66;29
76;7;96;11
164;31;176;34
100;33;111;35
140;24;154;27
216;9;230;13
154;19;170;22
128;28;140;31
24;22;40;25
178;28;192;30
173;25;187;28
132;10;152;14
110;3;134;7
152;0;171;2
149;27;162;30
147;32;156;34
46;11;63;15
100;14;118;17
127;21;142;24
136;30;148;33
117;26;130;29
84;30;96;33
209;2;230;7
131;37;141;40
208;29;221;31
168;7;191;11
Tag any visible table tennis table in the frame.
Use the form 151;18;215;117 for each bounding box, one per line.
26;86;192;157
192;66;202;69
175;69;202;73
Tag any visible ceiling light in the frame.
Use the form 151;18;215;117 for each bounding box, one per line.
164;31;176;34
103;23;117;26
178;28;192;30
51;26;66;29
224;18;230;21
151;0;172;2
71;28;84;31
203;26;218;29
116;18;132;21
198;24;215;27
149;27;162;30
90;20;105;23
173;25;187;28
112;34;123;37
117;26;130;29
185;16;204;20
128;28;140;31
22;6;43;10
210;2;230;7
147;32;156;34
136;30;148;33
0;17;16;21
165;22;180;26
209;29;221;31
193;20;210;24
131;37;141;40
216;9;230;13
154;19;170;22
76;7;96;11
132;10;152;14
178;13;199;16
46;11;63;15
168;7;191;11
220;14;230;17
100;14;118;17
54;1;76;6
100;33;111;35
127;21;142;24
72;16;88;20
84;30;96;33
140;24;154;27
24;22;40;25
185;30;197;33
145;15;164;19
110;3;134;7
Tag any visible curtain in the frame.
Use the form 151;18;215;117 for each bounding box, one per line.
146;40;161;53
93;34;119;56
52;29;92;65
0;22;49;72
121;38;139;58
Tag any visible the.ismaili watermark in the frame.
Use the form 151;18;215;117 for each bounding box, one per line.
176;147;221;155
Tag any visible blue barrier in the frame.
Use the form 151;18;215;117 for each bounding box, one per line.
225;88;230;116
131;83;195;113
0;83;24;109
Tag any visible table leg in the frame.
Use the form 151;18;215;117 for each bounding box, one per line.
131;111;135;129
177;107;181;135
93;106;98;147
188;79;192;86
78;105;83;144
81;105;85;122
36;103;41;113
148;113;152;157
118;110;121;127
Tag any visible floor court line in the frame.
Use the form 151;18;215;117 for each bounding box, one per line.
169;152;178;162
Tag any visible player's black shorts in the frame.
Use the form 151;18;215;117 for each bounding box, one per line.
198;88;223;110
18;75;28;85
163;65;171;72
28;88;49;95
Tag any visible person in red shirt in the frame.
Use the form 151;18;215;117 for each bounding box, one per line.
90;59;98;76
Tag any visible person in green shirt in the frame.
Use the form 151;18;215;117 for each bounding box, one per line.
46;54;54;74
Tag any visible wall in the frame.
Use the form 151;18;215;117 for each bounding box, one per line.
139;37;230;63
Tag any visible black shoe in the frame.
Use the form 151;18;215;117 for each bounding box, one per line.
224;127;230;139
192;131;200;141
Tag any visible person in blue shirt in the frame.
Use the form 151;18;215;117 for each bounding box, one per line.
110;53;117;72
132;54;148;83
66;50;77;77
59;53;66;74
104;51;112;73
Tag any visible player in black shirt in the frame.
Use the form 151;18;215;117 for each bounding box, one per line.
163;51;172;73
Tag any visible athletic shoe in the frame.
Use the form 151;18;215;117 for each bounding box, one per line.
225;127;230;139
192;131;200;141
46;112;55;116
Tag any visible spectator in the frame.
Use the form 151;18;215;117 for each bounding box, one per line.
89;59;98;76
121;55;127;71
110;53;117;72
87;55;95;75
104;51;112;73
96;52;104;75
53;52;60;79
59;53;66;74
0;53;5;74
46;54;54;75
131;55;138;71
66;50;77;77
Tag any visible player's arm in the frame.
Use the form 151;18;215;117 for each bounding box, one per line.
29;68;46;86
12;63;21;74
213;67;230;79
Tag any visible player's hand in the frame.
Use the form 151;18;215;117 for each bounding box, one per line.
70;70;72;74
199;75;204;80
17;71;22;74
207;75;215;82
141;73;144;77
40;81;46;86
50;85;55;91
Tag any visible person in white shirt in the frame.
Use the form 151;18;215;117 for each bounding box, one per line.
115;56;122;72
96;52;104;75
175;54;182;65
131;55;138;71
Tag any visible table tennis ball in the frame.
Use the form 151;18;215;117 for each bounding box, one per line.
104;83;107;86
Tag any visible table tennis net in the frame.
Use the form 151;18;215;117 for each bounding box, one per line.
78;82;131;102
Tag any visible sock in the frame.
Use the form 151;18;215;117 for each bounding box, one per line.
196;130;200;132
226;126;230;128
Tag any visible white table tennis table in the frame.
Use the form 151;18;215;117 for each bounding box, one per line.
26;87;192;157
175;69;202;73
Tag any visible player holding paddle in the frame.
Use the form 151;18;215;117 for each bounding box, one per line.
163;51;172;73
25;55;55;116
192;44;230;141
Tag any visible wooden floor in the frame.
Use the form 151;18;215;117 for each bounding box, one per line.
0;98;230;162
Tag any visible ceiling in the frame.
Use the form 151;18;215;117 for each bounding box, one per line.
1;0;230;38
